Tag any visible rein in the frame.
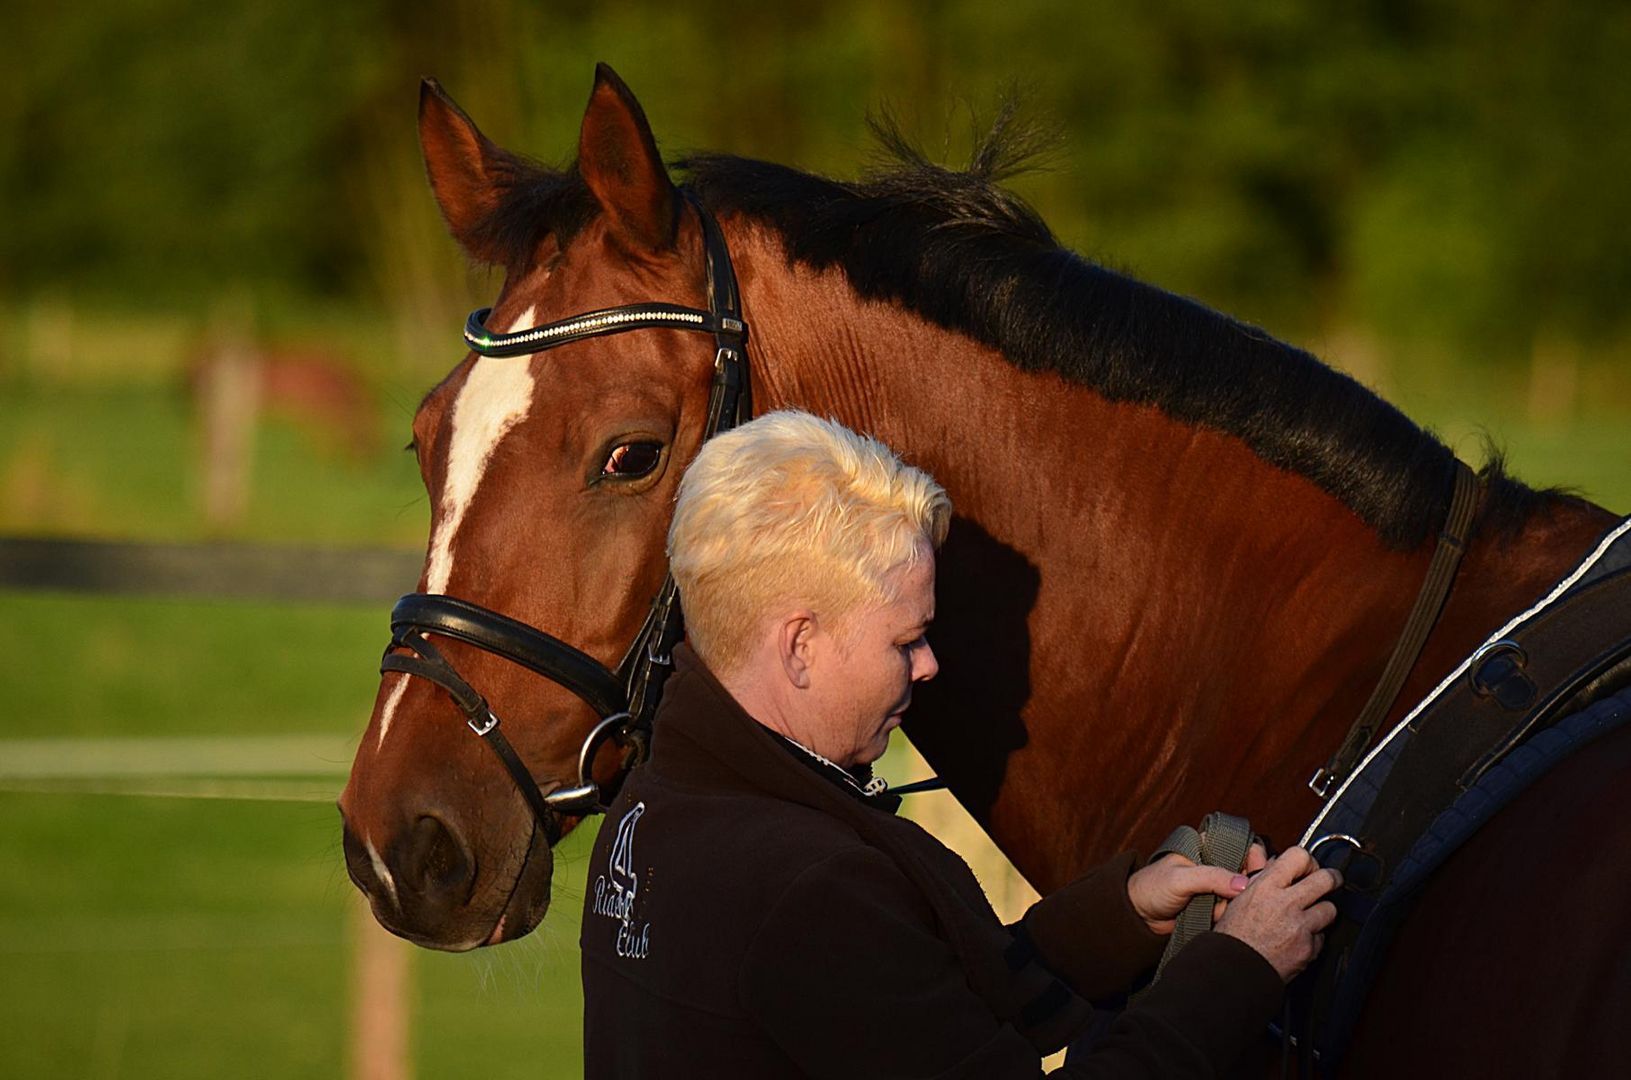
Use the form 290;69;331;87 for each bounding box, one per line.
380;194;750;833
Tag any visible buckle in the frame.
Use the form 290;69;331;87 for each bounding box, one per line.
1308;767;1336;799
467;710;500;737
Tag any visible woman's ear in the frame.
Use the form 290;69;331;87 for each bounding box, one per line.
778;612;818;690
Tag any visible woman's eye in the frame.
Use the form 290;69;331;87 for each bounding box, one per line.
602;441;663;478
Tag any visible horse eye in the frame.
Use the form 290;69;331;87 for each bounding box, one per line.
602;441;663;478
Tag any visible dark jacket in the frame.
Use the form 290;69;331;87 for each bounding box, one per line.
580;645;1282;1077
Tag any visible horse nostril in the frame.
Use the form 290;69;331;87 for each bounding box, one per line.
341;819;379;895
407;815;476;903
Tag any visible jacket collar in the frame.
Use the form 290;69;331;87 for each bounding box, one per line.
650;644;902;816
765;728;891;802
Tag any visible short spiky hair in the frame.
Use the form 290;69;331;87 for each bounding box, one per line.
668;410;951;676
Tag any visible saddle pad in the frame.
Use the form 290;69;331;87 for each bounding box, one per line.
1313;681;1631;1063
1302;515;1631;848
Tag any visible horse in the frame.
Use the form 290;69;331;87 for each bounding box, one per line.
340;65;1629;1073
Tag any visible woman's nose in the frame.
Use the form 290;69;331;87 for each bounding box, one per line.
913;641;939;682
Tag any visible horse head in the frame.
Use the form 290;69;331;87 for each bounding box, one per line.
340;66;729;950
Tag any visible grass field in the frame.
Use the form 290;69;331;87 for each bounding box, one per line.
0;785;596;1079
0;382;429;546
0;312;1624;1078
0;591;597;1079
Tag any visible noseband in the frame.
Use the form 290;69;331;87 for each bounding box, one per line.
380;195;750;838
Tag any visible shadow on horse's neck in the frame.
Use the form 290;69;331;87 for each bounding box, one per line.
731;222;1614;890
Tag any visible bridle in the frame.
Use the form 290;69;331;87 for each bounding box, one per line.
379;194;750;841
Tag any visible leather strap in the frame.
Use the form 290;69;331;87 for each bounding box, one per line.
390;593;626;721
464;302;744;358
1311;461;1480;798
1309;685;1631;1068
380;631;562;844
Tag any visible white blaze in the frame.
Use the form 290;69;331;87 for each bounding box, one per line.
377;307;539;747
373;672;411;749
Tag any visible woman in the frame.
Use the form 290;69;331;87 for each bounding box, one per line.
580;410;1338;1077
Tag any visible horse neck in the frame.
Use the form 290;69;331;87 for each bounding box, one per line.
732;229;1617;889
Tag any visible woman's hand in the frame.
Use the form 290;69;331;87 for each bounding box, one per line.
1215;847;1342;982
1127;842;1269;935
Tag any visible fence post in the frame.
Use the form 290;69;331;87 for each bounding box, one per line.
198;297;262;531
350;892;412;1080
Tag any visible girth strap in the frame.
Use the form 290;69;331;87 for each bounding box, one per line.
1143;811;1254;990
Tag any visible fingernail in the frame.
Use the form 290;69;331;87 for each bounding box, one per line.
1230;875;1249;891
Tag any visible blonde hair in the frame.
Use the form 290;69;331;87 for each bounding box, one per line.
667;410;952;676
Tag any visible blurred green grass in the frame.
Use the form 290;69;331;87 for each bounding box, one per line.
0;787;595;1079
1;594;385;737
0;545;595;1075
1371;344;1631;513
0;382;429;546
0;308;588;1073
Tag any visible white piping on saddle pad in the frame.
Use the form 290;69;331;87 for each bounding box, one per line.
1302;515;1631;846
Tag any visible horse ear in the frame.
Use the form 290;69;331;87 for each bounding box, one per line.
418;78;510;264
577;64;678;252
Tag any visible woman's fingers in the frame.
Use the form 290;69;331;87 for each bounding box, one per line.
1290;867;1344;906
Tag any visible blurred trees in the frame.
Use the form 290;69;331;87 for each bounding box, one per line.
4;0;1629;369
2;0;389;306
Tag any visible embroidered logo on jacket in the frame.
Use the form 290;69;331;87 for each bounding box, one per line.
592;801;651;959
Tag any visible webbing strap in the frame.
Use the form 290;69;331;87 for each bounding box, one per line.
1144;811;1253;989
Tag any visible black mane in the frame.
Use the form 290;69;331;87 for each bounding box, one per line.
477;122;1567;549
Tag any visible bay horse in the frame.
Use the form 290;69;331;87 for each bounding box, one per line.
340;65;1628;1073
